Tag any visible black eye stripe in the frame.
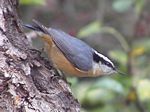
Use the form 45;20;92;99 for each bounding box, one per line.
93;52;100;63
93;52;115;69
105;62;113;68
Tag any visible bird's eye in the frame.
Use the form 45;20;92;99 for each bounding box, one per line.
106;62;110;66
105;62;113;68
105;62;116;70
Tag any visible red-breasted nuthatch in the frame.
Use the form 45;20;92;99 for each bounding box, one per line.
24;20;117;77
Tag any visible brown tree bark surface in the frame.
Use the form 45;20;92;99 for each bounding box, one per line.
0;0;80;112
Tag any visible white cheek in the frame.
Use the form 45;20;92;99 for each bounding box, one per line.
99;64;112;74
92;62;101;75
100;65;108;72
92;62;115;75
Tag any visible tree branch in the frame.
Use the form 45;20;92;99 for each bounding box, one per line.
0;0;80;111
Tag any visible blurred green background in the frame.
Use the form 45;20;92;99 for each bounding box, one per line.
20;0;150;112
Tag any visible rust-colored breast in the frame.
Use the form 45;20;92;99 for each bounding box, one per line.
41;34;93;77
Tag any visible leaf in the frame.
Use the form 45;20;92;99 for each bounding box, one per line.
78;21;101;38
74;82;93;102
95;106;116;112
131;47;145;57
135;0;145;14
85;89;114;105
112;0;134;13
79;78;124;106
133;38;150;53
67;77;78;86
109;50;127;65
137;79;150;101
90;78;124;94
20;0;45;5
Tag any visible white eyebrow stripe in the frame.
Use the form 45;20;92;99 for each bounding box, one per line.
94;50;114;67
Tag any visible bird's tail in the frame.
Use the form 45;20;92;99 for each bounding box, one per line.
23;20;49;35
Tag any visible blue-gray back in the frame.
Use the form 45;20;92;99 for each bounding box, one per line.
49;28;93;71
24;21;93;71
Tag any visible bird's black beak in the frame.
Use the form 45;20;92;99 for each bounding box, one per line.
116;70;127;76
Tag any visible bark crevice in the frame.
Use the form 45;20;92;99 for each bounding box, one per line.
0;0;80;112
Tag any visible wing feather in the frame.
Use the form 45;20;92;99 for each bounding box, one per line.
49;29;93;71
24;20;93;71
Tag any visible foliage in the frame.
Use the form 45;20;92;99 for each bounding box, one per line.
112;0;144;14
112;0;135;13
78;21;101;38
69;0;150;111
22;0;150;111
20;0;45;5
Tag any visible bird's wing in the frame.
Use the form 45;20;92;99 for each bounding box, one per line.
24;20;93;71
49;28;93;71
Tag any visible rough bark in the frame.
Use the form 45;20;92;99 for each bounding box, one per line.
0;0;80;112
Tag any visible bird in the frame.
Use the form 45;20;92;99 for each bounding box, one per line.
24;20;117;77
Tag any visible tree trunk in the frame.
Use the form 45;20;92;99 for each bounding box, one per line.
0;0;80;112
